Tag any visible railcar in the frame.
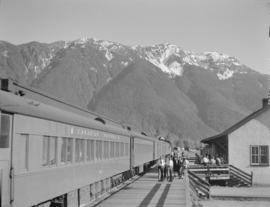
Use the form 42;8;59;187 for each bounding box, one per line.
0;81;171;207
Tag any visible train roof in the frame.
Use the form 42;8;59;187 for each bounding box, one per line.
131;130;164;142
0;79;165;142
2;79;123;128
0;90;130;136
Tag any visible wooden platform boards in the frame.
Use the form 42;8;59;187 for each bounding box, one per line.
95;167;190;207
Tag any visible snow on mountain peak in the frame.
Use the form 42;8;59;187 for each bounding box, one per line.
134;43;245;80
168;61;183;77
60;38;247;80
141;43;183;78
204;51;229;62
105;50;113;61
217;68;234;80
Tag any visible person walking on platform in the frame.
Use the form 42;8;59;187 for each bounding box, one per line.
195;153;201;164
173;156;179;177
183;157;189;172
179;155;184;178
164;156;169;179
157;156;165;181
179;157;189;178
167;156;174;182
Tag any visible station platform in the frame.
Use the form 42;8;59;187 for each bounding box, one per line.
95;167;191;207
210;185;270;201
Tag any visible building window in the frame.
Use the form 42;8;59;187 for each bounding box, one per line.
75;139;85;162
42;136;57;167
250;145;269;166
0;113;11;148
61;138;73;164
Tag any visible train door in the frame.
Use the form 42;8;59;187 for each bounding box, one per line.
0;112;12;207
130;136;134;169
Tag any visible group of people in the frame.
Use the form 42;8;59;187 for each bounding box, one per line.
195;153;225;166
157;152;189;182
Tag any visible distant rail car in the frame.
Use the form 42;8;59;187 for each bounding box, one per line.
0;80;171;207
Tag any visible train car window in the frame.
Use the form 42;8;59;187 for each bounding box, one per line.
86;140;95;161
115;142;120;157
67;138;73;162
61;138;73;164
18;134;29;171
86;140;90;161
110;142;114;158
95;140;102;160
42;137;49;166
124;143;129;156
75;139;85;162
99;141;103;160
49;137;57;166
119;143;122;157
60;138;67;164
42;136;57;167
104;141;109;159
90;140;95;160
95;141;99;160
120;143;124;157
0;113;11;148
123;143;126;156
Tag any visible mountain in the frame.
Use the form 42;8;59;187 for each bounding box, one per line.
89;59;216;141
0;40;65;84
0;38;269;145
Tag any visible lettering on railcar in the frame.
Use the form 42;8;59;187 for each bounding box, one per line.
66;126;122;140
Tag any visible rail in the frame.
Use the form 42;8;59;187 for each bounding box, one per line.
187;170;210;199
229;165;253;186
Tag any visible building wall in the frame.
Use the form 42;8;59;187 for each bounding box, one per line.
228;110;270;185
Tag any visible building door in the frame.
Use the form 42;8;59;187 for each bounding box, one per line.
0;112;12;207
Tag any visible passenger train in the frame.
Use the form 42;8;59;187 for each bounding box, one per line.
0;79;171;207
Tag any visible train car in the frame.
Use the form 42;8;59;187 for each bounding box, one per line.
0;89;132;207
131;132;154;173
0;81;171;207
154;138;171;160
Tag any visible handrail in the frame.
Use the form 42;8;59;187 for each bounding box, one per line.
230;171;252;185
188;171;210;186
189;164;229;169
229;165;253;186
189;177;210;195
229;165;251;177
230;168;250;181
187;170;210;199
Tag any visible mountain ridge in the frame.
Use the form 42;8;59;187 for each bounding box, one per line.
0;37;269;146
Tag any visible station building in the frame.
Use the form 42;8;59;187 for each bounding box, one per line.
201;98;270;185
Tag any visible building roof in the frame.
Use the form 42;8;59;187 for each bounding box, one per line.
201;104;270;143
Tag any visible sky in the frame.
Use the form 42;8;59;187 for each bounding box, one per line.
0;0;269;74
